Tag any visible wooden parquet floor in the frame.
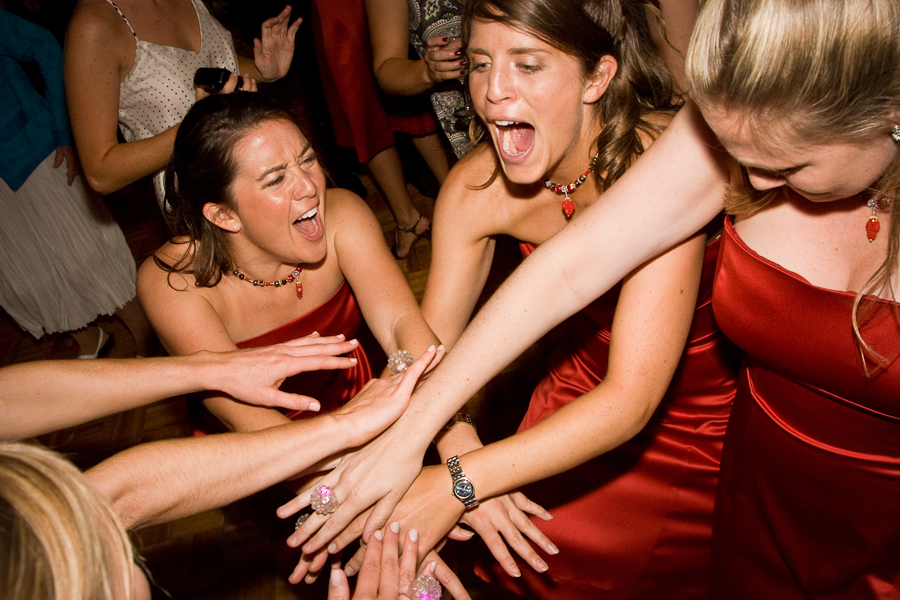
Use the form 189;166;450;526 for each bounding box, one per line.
3;165;542;599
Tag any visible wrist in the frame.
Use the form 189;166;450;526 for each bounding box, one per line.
447;455;479;510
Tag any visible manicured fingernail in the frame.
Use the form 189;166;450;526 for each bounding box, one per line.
460;61;467;66
349;357;358;363
374;529;383;541
548;543;559;554
536;559;548;572
330;570;341;587
442;37;448;42
428;561;437;574
328;543;337;553
512;567;522;577
428;345;436;351
349;338;359;345
409;528;419;542
336;333;344;338
308;401;321;412
461;529;475;537
390;522;400;534
454;51;462;56
345;565;356;576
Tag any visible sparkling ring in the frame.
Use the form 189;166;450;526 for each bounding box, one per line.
311;484;339;515
294;511;311;530
387;350;415;374
409;575;442;600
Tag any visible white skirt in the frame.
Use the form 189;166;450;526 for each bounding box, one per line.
0;152;136;338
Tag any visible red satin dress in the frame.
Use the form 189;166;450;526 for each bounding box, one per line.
235;281;374;419
478;233;741;599
709;218;900;599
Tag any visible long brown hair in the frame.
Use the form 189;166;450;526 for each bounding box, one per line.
686;0;900;370
463;0;682;191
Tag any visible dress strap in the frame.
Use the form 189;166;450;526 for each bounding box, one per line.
104;0;137;40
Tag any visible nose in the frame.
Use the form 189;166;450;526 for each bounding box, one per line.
290;163;318;199
746;168;787;192
484;63;514;106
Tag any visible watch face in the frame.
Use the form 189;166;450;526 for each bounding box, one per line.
454;479;474;500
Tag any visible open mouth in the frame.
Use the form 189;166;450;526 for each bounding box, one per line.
293;206;322;239
495;120;535;159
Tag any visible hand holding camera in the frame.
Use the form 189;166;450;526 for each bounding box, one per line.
193;68;256;98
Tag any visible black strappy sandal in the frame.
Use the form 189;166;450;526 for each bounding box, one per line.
391;213;431;259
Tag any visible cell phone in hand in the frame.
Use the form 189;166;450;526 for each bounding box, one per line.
193;68;242;94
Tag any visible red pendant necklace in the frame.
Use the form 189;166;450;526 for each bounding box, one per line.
543;151;601;219
231;264;303;299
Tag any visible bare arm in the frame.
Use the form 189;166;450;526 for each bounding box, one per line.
0;338;357;441
365;0;464;95
649;0;700;94
85;347;441;530
332;190;441;370
64;3;179;193
293;102;731;549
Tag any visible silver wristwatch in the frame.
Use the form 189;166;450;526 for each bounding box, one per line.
443;412;476;431
447;455;479;509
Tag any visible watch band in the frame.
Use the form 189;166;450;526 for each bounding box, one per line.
447;455;479;509
442;412;476;431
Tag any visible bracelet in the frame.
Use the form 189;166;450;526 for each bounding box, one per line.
443;412;476;431
387;350;415;374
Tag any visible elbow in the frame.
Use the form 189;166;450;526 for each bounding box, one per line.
83;170;122;195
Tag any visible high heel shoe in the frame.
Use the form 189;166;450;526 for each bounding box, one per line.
391;213;431;260
77;327;112;359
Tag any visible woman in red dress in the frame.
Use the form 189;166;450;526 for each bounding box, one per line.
137;93;440;433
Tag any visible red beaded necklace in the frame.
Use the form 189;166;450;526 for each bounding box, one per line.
543;151;601;219
231;264;303;299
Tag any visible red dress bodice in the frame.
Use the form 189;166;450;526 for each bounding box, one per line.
710;217;900;599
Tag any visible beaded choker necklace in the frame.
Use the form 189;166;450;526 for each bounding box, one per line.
231;264;303;299
543;151;601;219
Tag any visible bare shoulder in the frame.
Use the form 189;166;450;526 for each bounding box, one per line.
437;142;501;212
324;187;378;224
66;0;132;67
136;240;198;296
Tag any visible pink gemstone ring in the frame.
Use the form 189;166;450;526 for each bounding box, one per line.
409;575;442;600
311;485;339;515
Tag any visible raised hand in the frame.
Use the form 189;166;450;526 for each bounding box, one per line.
423;36;466;83
253;5;302;82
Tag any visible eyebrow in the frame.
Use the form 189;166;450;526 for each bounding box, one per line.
467;46;550;56
255;142;313;181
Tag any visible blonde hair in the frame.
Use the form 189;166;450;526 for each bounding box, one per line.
0;443;137;600
685;0;900;370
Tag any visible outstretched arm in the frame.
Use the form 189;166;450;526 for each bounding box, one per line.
292;102;731;551
0;336;358;441
86;346;442;530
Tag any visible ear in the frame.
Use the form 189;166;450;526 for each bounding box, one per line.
203;202;241;232
583;55;618;104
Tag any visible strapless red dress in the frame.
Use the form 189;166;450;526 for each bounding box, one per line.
710;218;900;599
477;233;741;599
235;281;374;420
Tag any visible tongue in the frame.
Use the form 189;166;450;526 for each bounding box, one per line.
294;216;318;237
508;124;534;155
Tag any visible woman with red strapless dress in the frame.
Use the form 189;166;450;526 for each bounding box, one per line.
138;92;440;434
367;0;739;596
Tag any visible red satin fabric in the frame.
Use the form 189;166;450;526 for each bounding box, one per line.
477;233;740;599
311;0;438;164
710;218;900;599
236;281;374;420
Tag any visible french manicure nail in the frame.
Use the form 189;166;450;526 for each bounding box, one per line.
548;543;559;554
390;522;400;534
428;561;437;574
308;401;321;412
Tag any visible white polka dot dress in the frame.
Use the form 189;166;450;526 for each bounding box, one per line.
108;0;239;210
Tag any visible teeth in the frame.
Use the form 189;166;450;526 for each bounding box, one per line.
495;120;518;126
500;128;523;157
299;207;318;220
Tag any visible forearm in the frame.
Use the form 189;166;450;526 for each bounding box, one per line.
374;58;436;96
0;355;235;441
78;126;179;194
237;55;266;82
203;393;293;433
86;413;347;529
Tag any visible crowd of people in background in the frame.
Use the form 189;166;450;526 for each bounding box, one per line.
2;0;899;598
